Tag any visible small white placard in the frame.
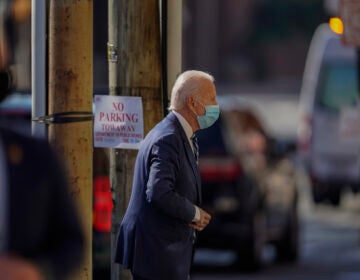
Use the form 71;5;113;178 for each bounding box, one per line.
94;95;143;149
339;106;360;144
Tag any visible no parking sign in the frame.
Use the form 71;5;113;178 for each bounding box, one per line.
94;95;144;149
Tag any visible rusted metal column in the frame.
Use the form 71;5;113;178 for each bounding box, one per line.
109;0;163;279
48;0;93;279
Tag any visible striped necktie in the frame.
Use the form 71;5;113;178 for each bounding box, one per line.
191;134;199;163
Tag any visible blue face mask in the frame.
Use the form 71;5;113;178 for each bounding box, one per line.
197;103;220;129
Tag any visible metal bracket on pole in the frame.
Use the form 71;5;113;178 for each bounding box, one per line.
107;42;118;63
33;111;94;125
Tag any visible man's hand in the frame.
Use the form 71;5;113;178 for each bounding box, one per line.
0;255;45;280
189;207;211;231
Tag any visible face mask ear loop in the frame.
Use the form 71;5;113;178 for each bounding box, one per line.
193;97;207;116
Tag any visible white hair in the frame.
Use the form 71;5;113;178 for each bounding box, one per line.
168;70;214;111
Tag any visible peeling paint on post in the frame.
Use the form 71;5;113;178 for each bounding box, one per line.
48;1;93;279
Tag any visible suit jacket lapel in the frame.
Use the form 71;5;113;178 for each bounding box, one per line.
167;113;202;205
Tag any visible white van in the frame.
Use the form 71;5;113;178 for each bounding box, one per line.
297;22;360;205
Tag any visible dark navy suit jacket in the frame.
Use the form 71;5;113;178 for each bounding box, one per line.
1;128;84;279
115;112;201;280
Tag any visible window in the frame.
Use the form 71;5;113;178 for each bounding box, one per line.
317;60;359;112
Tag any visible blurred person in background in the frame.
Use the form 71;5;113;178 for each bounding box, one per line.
0;1;84;279
0;0;31;91
115;70;218;280
0;0;12;77
224;109;268;176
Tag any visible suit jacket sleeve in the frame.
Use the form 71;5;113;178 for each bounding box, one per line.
145;133;196;223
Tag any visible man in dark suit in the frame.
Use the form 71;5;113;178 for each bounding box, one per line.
115;70;220;280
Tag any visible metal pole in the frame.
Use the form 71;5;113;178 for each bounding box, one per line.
160;0;168;116
31;0;46;138
166;0;182;100
108;0;124;277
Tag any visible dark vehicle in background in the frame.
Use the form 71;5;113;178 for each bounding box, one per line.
195;95;299;269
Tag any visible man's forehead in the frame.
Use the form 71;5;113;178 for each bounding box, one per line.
199;83;216;99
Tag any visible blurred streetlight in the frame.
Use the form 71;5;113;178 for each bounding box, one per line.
329;17;344;34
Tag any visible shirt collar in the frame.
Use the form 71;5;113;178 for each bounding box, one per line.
172;110;193;140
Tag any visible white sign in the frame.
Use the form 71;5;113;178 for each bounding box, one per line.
339;106;360;145
94;95;143;149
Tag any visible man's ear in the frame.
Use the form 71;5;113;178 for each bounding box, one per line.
189;95;197;107
186;95;194;108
